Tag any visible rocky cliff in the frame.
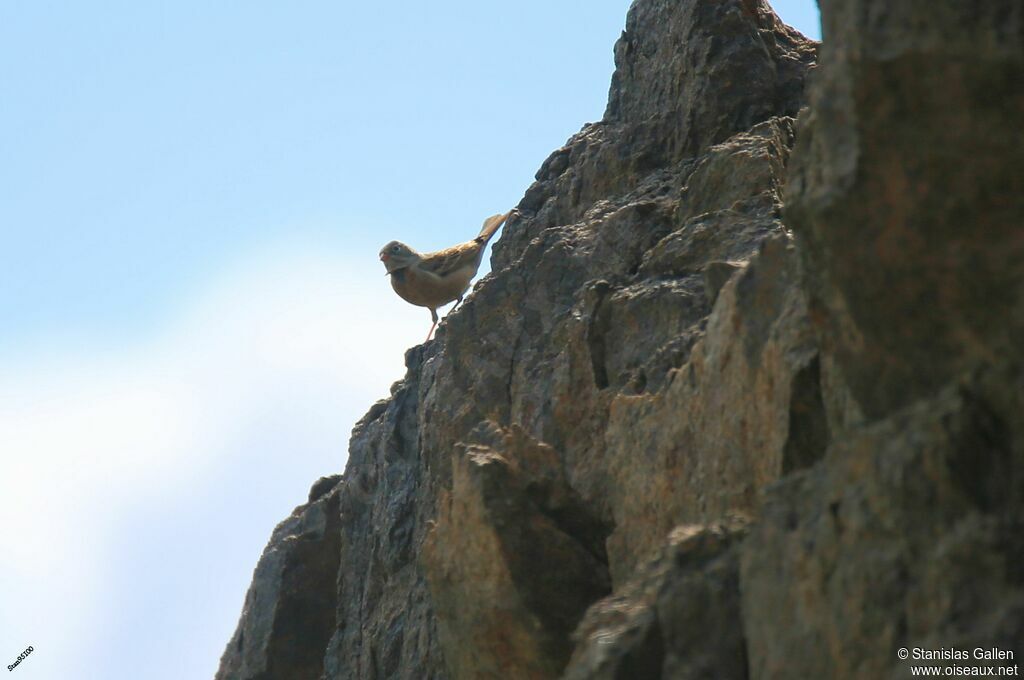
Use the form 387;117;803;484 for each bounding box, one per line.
216;0;1024;678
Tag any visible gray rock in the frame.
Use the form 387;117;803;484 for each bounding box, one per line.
215;476;343;680
218;0;818;675
214;0;1024;675
321;345;448;680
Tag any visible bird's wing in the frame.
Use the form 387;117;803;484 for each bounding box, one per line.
418;241;482;278
416;211;511;280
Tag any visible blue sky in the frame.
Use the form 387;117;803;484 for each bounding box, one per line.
0;3;819;679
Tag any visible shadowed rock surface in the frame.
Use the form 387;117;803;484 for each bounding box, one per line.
215;477;343;680
564;520;750;680
741;0;1024;676
216;0;1023;677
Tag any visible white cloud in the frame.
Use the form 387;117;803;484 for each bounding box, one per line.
0;243;428;679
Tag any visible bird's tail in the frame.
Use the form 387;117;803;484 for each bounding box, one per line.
474;210;513;245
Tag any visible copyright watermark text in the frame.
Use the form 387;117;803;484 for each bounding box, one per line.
897;647;1018;676
7;646;33;672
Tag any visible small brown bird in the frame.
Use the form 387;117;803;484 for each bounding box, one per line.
380;211;512;341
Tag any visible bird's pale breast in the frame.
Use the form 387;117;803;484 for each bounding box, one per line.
391;265;475;309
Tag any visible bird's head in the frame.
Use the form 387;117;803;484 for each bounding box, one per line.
379;241;419;273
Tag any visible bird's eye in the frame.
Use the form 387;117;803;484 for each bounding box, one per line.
392;245;400;253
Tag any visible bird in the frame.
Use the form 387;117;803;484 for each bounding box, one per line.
380;210;513;342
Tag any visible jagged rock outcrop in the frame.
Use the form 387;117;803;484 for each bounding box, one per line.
216;477;343;680
422;424;611;679
564;520;750;680
740;1;1024;677
216;0;1023;678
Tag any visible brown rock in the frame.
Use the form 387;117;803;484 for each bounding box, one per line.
785;0;1024;420
743;368;1024;679
740;1;1024;676
565;521;750;680
422;425;610;680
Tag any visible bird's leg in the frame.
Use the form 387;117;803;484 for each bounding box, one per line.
448;295;465;315
425;308;439;342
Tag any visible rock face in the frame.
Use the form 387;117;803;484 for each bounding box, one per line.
741;1;1024;677
216;477;343;680
215;0;1024;678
